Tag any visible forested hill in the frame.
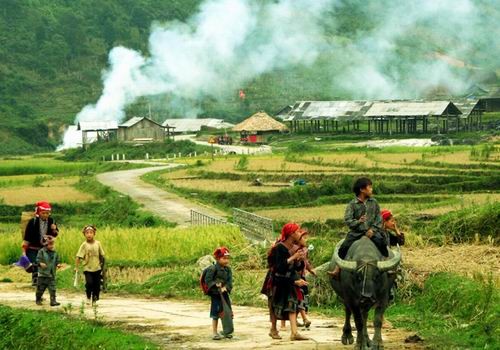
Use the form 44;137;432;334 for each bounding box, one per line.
1;0;498;154
0;1;204;153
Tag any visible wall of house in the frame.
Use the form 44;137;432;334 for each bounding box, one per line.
118;119;165;142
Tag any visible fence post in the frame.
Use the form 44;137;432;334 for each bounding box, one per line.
111;154;114;161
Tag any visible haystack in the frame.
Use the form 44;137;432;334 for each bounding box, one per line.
233;111;288;132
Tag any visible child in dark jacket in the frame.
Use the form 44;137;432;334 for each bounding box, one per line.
35;238;61;306
205;247;233;340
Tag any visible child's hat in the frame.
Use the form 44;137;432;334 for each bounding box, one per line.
82;224;97;233
214;246;230;259
381;209;392;221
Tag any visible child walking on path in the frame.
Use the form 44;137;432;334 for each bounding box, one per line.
75;225;105;304
295;231;316;328
36;238;61;306
205;246;233;340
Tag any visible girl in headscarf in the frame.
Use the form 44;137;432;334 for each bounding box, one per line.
264;222;309;341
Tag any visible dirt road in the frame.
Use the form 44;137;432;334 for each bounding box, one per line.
0;282;421;350
96;164;226;227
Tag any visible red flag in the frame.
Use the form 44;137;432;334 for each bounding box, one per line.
239;89;246;100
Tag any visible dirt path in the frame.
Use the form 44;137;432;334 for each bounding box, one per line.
96;164;226;227
0;283;421;350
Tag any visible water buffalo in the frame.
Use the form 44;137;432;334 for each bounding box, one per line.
330;236;401;350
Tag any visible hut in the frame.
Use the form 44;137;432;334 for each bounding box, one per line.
451;99;484;131
233;111;288;143
118;117;165;143
364;101;462;134
77;121;118;146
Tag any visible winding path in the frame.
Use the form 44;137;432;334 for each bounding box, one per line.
96;164;226;227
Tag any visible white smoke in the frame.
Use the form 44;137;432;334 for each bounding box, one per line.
60;0;335;149
335;0;481;98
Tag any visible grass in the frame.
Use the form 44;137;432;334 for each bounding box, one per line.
0;156;147;176
0;305;159;350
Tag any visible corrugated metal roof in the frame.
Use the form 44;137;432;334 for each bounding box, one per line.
119;116;143;128
283;101;374;121
77;121;118;131
364;101;462;117
162;118;234;132
451;99;481;118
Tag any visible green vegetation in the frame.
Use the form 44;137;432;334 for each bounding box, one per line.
61;140;211;161
0;305;158;349
388;273;499;349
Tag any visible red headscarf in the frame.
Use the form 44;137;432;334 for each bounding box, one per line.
381;209;392;221
213;246;230;259
35;201;52;216
280;222;300;241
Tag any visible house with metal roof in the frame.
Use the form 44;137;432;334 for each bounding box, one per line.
118;116;165;143
162;118;234;134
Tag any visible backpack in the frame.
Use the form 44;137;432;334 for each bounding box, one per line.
20;212;35;239
200;264;216;295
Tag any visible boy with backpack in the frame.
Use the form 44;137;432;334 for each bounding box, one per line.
201;246;233;340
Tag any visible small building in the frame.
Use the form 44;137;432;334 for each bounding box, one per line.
364;101;462;134
77;121;118;146
118;116;165;143
451;99;484;131
162;118;234;134
232;111;288;143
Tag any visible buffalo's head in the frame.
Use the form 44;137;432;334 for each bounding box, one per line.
333;238;401;304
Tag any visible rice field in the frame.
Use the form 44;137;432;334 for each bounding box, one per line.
0;176;94;205
0;224;245;266
169;178;288;192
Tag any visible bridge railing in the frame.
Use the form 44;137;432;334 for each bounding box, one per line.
232;208;274;241
190;209;228;226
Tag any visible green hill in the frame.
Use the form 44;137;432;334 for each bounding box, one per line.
1;0;498;154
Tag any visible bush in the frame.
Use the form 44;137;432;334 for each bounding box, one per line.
430;202;499;243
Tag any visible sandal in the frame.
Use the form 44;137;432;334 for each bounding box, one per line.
269;330;282;340
304;319;312;328
290;332;309;341
212;334;222;340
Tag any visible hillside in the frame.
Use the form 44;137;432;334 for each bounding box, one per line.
1;0;499;154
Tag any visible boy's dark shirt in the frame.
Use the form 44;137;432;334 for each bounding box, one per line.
344;197;382;237
205;262;232;295
36;248;60;278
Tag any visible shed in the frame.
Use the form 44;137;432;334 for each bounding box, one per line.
77;121;118;145
162;118;234;134
118;117;165;143
364;101;462;134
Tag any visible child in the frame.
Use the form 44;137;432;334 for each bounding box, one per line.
330;177;387;278
205;247;233;340
35;238;61;306
75;225;105;304
267;223;308;341
295;231;316;328
23;201;59;286
380;209;405;247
